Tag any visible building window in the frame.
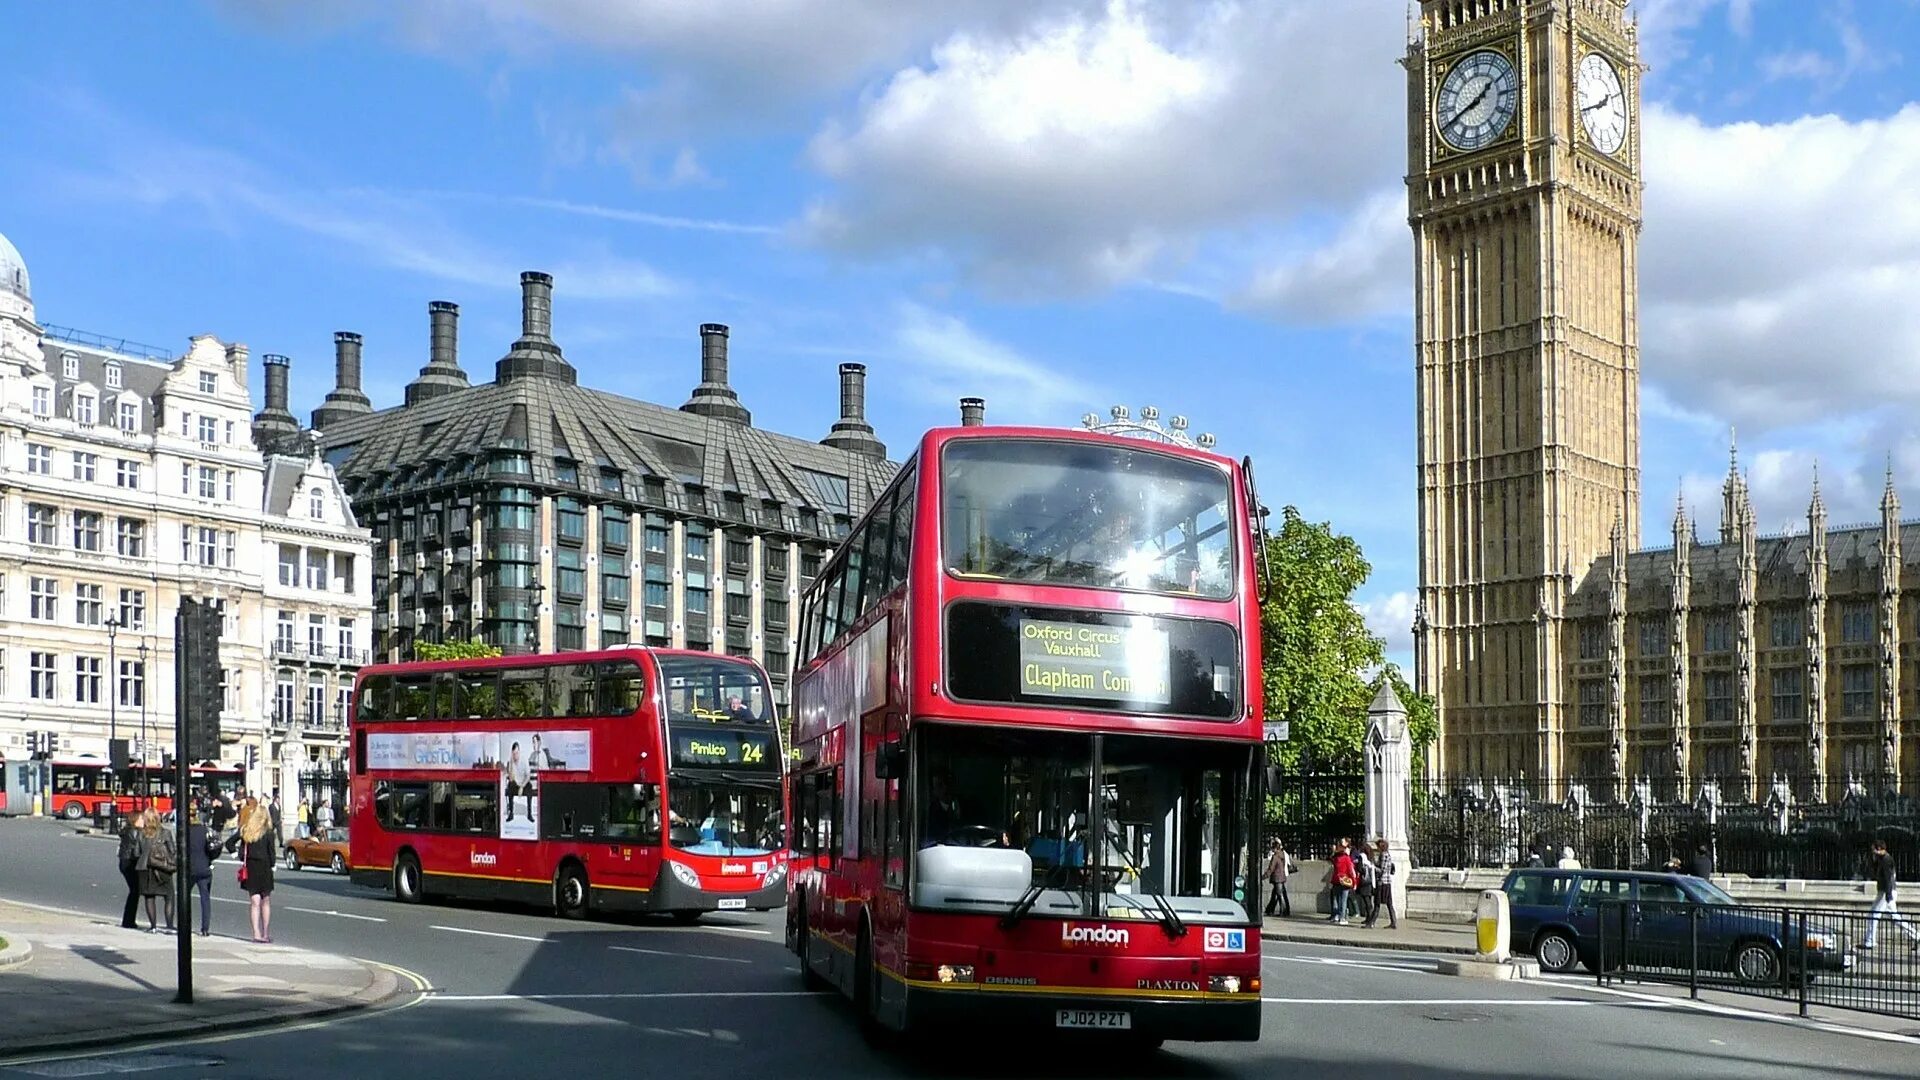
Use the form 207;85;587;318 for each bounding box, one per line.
765;598;789;629
75;583;102;625
1770;609;1804;648
75;394;96;427
337;619;355;660
72;452;96;482
73;511;101;552
686;588;709;616
308;615;327;657
198;371;218;394
1703;612;1732;653
225;470;235;502
29;652;56;700
106;363;122;389
62;354;78;379
307;681;326;723
118;400;138;431
222;530;236;569
644;582;670;610
276;612;295;652
198;416;218;443
115;459;141;489
334;553;356;593
198;466;217;500
644;526;669;555
29;577;57;621
306;550;327;590
765;541;789;580
279;545;299;587
1637;674;1668;726
224;419;235;445
800;551;822;581
727;592;751;626
1578;679;1607;728
726;538;751;572
1578;621;1605;660
555;460;579;486
1841;602;1874;644
1841;664;1875;716
603;572;630;606
27;504;56;545
686;533;710;563
191;527;217;567
116;518;145;558
1637;616;1667;656
1770;667;1803;721
74;656;101;704
118;660;144;708
310;488;325;519
602;506;629;551
118;588;146;630
557;497;586;543
1704;744;1738;783
27;444;50;475
1704;672;1733;724
31;386;50;417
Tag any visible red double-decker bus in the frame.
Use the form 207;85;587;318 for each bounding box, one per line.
349;647;787;919
787;425;1267;1046
46;755;244;819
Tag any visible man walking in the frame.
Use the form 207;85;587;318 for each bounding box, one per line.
1861;839;1920;954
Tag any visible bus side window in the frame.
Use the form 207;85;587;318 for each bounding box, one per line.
430;674;457;720
395;677;431;720
457;672;500;719
551;664;597;718
887;467;915;592
358;674;391;722
455;784;496;833
500;667;548;719
428;781;456;831
598;660;646;716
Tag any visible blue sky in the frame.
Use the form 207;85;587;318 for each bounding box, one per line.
4;1;1919;668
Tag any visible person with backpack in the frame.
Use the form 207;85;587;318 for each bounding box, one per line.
1328;839;1358;925
1366;839;1401;929
116;814;144;929
135;809;177;933
1861;839;1920;954
186;806;220;937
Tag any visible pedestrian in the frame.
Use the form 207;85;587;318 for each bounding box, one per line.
1366;839;1401;930
211;791;235;834
315;797;334;833
225;801;278;943
186;806;219;937
1687;843;1714;879
116;812;144;929
1263;839;1294;917
269;795;283;841
297;798;312;840
1556;845;1583;870
1352;841;1379;925
1860;838;1920;954
1328;839;1357;925
136;809;177;933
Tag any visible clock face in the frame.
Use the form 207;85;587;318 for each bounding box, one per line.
1577;52;1628;155
1436;50;1519;152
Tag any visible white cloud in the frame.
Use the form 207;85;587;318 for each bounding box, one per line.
1234;190;1409;324
889;303;1094;422
1356;589;1417;663
1760;11;1898;90
801;1;1405;294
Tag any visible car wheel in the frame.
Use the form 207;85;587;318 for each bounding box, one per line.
394;852;424;904
554;863;589;920
331;853;347;876
1732;941;1782;987
285;849;301;871
1534;930;1579;974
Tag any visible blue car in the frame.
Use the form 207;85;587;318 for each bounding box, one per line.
1500;868;1852;986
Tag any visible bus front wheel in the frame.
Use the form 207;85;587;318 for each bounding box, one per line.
394;852;424;904
555;863;589;920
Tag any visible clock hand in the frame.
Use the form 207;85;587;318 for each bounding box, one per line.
1581;92;1615;113
1449;83;1493;128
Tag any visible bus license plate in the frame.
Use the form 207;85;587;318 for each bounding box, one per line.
717;898;747;910
1055;1009;1130;1030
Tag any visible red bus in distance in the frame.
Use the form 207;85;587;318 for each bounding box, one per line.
788;425;1266;1046
44;755;243;819
349;647;786;919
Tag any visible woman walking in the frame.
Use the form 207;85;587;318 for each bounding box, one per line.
1263;839;1294;917
186;807;219;937
1365;839;1400;930
225;801;278;942
1328;839;1358;925
136;810;177;933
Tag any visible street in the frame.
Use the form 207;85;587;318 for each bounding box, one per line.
1;819;1914;1078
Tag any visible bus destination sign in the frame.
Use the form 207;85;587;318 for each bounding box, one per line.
1017;618;1171;705
671;729;778;769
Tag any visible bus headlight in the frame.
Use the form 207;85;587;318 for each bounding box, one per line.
1208;975;1244;994
666;861;702;889
762;861;787;887
936;964;975;984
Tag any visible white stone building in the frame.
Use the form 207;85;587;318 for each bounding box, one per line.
0;230;370;801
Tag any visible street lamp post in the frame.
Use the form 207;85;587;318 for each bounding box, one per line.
138;639;150;803
529;573;546;654
107;615;120;770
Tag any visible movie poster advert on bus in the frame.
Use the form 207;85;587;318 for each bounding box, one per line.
364;730;591;841
1017;618;1171;705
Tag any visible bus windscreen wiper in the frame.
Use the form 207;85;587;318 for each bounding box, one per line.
1100;819;1185;938
1001;861;1067;930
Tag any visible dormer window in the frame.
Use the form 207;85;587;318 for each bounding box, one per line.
199;372;218;394
74;393;96;427
106;363;122;390
31;386;50;418
62;353;78;380
117;400;139;432
310;487;325;519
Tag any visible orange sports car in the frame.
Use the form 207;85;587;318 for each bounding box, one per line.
283;827;351;874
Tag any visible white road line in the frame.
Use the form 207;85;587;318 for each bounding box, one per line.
700;925;773;936
1541;978;1920;1046
428;991;816;1002
290;906;386;922
431;924;548;943
611;945;751;965
1260;997;1670;1007
1267;954;1434;973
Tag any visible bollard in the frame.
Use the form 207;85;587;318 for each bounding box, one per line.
1475;889;1511;962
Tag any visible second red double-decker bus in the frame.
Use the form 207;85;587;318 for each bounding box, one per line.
788;425;1266;1046
45;756;244;819
349;647;786;919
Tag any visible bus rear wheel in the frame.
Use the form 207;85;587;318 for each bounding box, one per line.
62;801;85;821
796;900;828;993
555;863;589;920
393;852;424;904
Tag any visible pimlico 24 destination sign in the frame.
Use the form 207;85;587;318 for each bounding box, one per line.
1018;619;1171;704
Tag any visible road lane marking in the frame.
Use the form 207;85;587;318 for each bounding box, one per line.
1267;954;1434;973
1259;997;1670;1006
1539;977;1920;1047
700;925;773;936
611;945;751;965
428;991;816;1002
430;924;548;943
289;907;386;922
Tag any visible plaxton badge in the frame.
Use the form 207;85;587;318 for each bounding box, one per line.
1202;927;1246;953
1061;923;1130;946
1137;979;1201;991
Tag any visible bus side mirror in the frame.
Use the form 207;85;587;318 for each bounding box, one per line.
875;742;907;780
1264;765;1284;794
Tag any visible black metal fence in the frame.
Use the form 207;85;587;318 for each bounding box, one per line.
1591;899;1920;1020
1411;775;1920;880
1265;771;1365;860
295;764;350;826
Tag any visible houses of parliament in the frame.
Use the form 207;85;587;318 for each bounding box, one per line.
1407;0;1913;799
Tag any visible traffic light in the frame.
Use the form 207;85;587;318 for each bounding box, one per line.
110;737;130;772
243;744;258;772
46;731;59;755
179;598;224;761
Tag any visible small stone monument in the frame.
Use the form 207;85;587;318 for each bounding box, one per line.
1363;681;1412;880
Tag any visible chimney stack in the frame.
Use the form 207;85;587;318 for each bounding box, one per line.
680;322;751;425
960;397;986;427
252;353;300;451
821;362;886;458
225;342;250;391
405;300;473;405
495;272;576;385
312;331;374;430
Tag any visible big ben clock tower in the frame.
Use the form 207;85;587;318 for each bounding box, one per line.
1408;0;1643;784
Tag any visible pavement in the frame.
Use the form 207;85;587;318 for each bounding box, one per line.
0;896;413;1059
1261;910;1476;954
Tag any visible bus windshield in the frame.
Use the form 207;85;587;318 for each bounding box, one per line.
658;655;774;725
669;778;783;857
913;725;1253;923
941;439;1235;599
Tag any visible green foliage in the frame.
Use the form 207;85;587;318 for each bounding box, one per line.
1259;506;1436;772
414;639;503;662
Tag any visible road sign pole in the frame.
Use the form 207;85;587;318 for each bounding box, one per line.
173;602;194;1005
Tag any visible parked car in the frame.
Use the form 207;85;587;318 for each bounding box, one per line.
284;827;351;875
1501;868;1852;986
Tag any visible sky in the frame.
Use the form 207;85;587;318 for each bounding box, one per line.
3;0;1920;670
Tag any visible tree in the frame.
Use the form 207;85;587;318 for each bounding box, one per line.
1260;506;1435;772
415;639;502;662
